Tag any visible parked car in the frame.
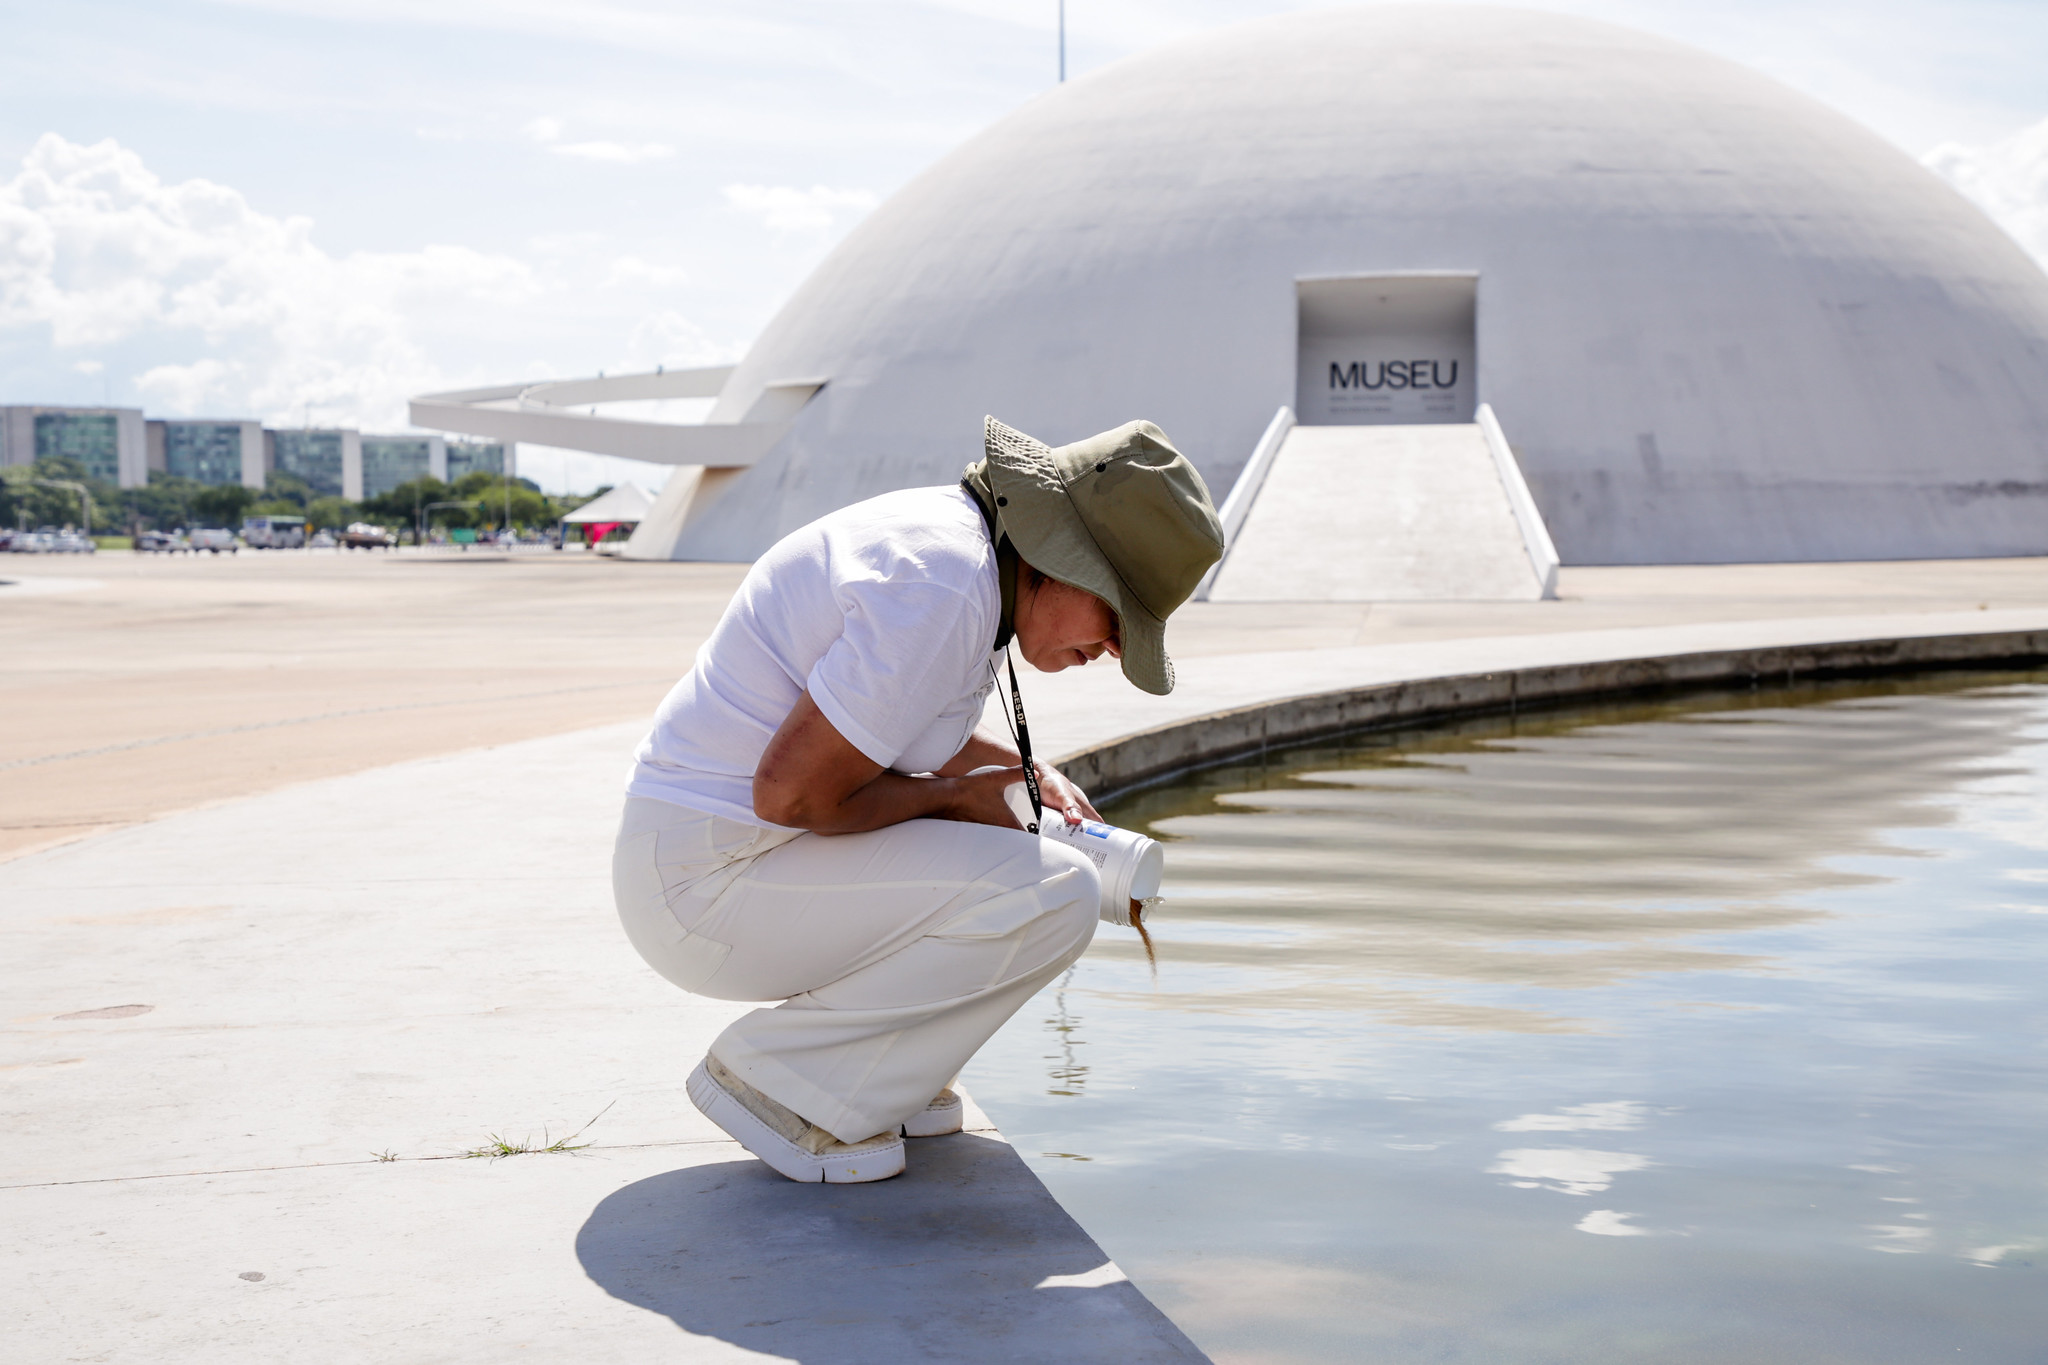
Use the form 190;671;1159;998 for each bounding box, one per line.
308;528;337;548
189;528;239;554
136;530;193;554
51;530;96;554
340;522;395;550
7;530;51;553
242;514;307;549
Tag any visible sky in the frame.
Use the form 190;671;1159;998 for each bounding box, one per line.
1;0;2044;494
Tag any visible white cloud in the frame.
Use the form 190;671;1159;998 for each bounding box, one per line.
1925;115;2048;266
554;140;675;164
722;183;879;235
135;356;233;413
524;116;672;164
603;255;689;289
621;309;728;369
1487;1147;1653;1196
1494;1101;1652;1133
0;133;630;431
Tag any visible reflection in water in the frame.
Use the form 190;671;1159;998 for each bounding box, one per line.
967;673;2048;1364
1486;1146;1652;1195
1043;967;1088;1097
1494;1100;1652;1131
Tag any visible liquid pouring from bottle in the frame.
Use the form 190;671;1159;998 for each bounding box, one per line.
992;773;1163;965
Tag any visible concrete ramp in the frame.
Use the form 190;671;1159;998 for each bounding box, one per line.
1205;407;1557;602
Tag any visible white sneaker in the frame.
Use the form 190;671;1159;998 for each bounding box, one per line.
901;1088;964;1137
688;1056;905;1184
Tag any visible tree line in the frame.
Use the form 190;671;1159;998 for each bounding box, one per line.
1;455;603;537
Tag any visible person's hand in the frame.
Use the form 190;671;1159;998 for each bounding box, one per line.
1034;762;1101;826
946;767;1039;829
943;764;1099;829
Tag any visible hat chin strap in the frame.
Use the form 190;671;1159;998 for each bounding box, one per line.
960;475;1020;649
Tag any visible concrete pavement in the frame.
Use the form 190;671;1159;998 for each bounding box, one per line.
2;724;1204;1363
0;548;747;861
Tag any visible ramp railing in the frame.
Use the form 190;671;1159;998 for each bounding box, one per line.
1476;403;1560;600
1194;405;1295;601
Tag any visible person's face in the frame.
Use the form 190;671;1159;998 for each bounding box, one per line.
1014;569;1121;674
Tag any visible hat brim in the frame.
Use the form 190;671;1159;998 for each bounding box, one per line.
983;427;1176;695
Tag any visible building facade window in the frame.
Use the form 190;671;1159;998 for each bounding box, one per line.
164;423;244;486
445;441;506;481
361;438;431;499
274;430;345;497
35;412;120;483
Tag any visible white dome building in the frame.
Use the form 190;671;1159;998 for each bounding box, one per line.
432;5;2048;567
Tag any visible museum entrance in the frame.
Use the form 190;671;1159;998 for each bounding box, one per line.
1296;273;1476;425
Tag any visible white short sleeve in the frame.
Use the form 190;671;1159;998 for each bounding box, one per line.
806;577;992;769
626;485;1000;824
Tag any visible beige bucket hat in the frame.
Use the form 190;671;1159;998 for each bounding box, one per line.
971;416;1224;695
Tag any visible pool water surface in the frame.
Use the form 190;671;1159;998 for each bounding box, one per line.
966;673;2048;1364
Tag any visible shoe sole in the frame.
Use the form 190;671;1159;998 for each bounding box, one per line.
901;1092;964;1138
687;1060;905;1184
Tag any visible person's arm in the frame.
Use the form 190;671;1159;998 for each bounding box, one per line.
933;730;1020;776
935;729;1103;824
754;692;1028;834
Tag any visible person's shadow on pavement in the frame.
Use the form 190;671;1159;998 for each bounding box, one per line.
575;1131;1208;1363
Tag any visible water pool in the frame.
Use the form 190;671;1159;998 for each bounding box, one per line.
967;672;2048;1363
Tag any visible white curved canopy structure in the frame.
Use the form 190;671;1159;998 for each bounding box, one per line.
417;4;2048;566
407;366;821;468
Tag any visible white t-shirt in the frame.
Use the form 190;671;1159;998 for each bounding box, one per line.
627;485;1002;826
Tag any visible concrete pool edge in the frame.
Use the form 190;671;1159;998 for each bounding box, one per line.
1054;620;2048;799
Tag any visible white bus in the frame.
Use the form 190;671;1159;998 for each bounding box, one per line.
242;515;307;549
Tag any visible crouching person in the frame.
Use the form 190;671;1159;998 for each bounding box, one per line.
612;416;1223;1182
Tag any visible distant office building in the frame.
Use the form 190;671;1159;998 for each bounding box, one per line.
0;406;148;487
4;408;514;503
445;439;510;482
146;419;264;489
269;428;361;501
355;434;513;499
360;434;442;500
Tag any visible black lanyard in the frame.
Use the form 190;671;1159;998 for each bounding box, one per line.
1003;651;1043;835
963;476;1044;835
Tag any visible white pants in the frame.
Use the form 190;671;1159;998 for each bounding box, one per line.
612;796;1100;1143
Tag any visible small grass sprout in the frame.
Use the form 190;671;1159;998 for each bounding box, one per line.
458;1100;616;1161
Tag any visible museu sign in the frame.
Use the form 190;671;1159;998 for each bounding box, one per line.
1296;274;1478;426
1329;359;1462;391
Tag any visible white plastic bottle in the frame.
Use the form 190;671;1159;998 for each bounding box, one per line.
982;770;1163;926
1039;816;1165;927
